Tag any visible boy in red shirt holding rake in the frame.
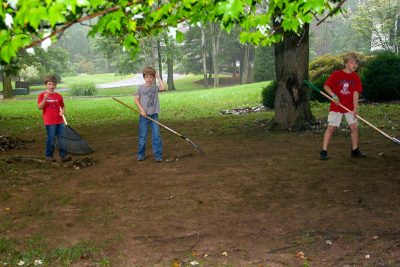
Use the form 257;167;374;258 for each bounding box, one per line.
320;52;367;160
38;75;71;162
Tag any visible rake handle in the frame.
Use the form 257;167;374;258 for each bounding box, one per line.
112;97;183;138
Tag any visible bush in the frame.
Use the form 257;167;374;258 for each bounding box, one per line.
261;80;278;108
70;82;97;96
308;73;330;103
362;51;400;102
253;46;275;82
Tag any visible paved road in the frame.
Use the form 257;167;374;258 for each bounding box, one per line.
96;73;182;89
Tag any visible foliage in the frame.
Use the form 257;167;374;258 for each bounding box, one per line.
92;35;143;75
261;80;278;108
308;54;344;81
70;81;97;96
308;73;330;102
352;0;400;53
0;0;347;65
253;45;275;82
362;51;400;102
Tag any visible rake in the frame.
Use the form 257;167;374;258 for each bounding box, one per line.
112;97;204;153
304;80;400;145
60;109;94;154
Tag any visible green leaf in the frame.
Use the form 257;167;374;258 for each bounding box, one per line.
175;30;185;43
29;6;48;29
48;2;66;27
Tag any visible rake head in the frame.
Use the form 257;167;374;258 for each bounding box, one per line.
393;137;400;145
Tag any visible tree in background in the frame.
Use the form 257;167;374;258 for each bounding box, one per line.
352;0;400;54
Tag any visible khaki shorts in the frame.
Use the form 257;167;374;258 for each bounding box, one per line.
327;111;357;127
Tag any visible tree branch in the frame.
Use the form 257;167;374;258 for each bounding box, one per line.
25;3;135;49
316;0;347;26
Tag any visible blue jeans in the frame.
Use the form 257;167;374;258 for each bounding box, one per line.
45;124;67;158
137;114;162;159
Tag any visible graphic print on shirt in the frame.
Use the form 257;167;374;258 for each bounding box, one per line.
339;80;354;96
145;87;156;110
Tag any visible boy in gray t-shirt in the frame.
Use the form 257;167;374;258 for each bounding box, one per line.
134;66;166;162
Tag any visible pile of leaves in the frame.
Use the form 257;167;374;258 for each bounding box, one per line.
219;104;268;115
0;135;34;152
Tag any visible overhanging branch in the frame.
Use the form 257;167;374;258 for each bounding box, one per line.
316;0;347;26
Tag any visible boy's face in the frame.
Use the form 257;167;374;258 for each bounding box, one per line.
144;74;155;85
46;81;57;92
345;59;359;72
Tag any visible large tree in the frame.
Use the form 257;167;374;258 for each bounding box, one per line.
0;0;345;128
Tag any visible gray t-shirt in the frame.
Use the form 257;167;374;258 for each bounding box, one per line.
134;84;160;115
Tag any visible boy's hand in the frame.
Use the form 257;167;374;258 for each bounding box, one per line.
140;110;146;117
43;93;49;100
331;93;339;102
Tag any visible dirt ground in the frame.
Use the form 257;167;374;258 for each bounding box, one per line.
1;117;400;266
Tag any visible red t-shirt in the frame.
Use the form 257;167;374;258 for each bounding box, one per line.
38;91;65;125
324;70;363;113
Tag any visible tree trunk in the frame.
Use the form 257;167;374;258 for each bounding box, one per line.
241;44;250;84
167;55;175;91
395;12;399;54
201;26;208;88
208;52;212;79
210;23;221;88
157;40;163;80
273;25;313;130
1;71;13;99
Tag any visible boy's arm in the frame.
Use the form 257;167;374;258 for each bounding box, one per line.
323;85;338;102
156;73;166;91
38;93;49;109
134;95;146;116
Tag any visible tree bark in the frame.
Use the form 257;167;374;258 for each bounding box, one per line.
210;23;221;88
201;26;208;88
1;71;13;99
167;55;175;91
157;40;163;80
241;44;250;84
273;24;313;130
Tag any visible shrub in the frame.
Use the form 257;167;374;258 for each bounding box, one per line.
308;73;330;103
70;82;97;96
253;46;275;82
362;51;400;102
261;80;278;108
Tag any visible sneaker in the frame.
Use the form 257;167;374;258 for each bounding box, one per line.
320;150;328;160
155;157;162;163
137;157;144;161
61;155;72;162
351;147;367;158
45;156;56;162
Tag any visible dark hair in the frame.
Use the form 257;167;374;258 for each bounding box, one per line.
142;66;156;78
45;75;57;84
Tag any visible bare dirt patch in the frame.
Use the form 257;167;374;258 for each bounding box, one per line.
1;117;399;266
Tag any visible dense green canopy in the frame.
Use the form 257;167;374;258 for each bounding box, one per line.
0;0;343;64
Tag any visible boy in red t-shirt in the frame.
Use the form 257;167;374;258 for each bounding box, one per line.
38;75;72;162
320;52;367;160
